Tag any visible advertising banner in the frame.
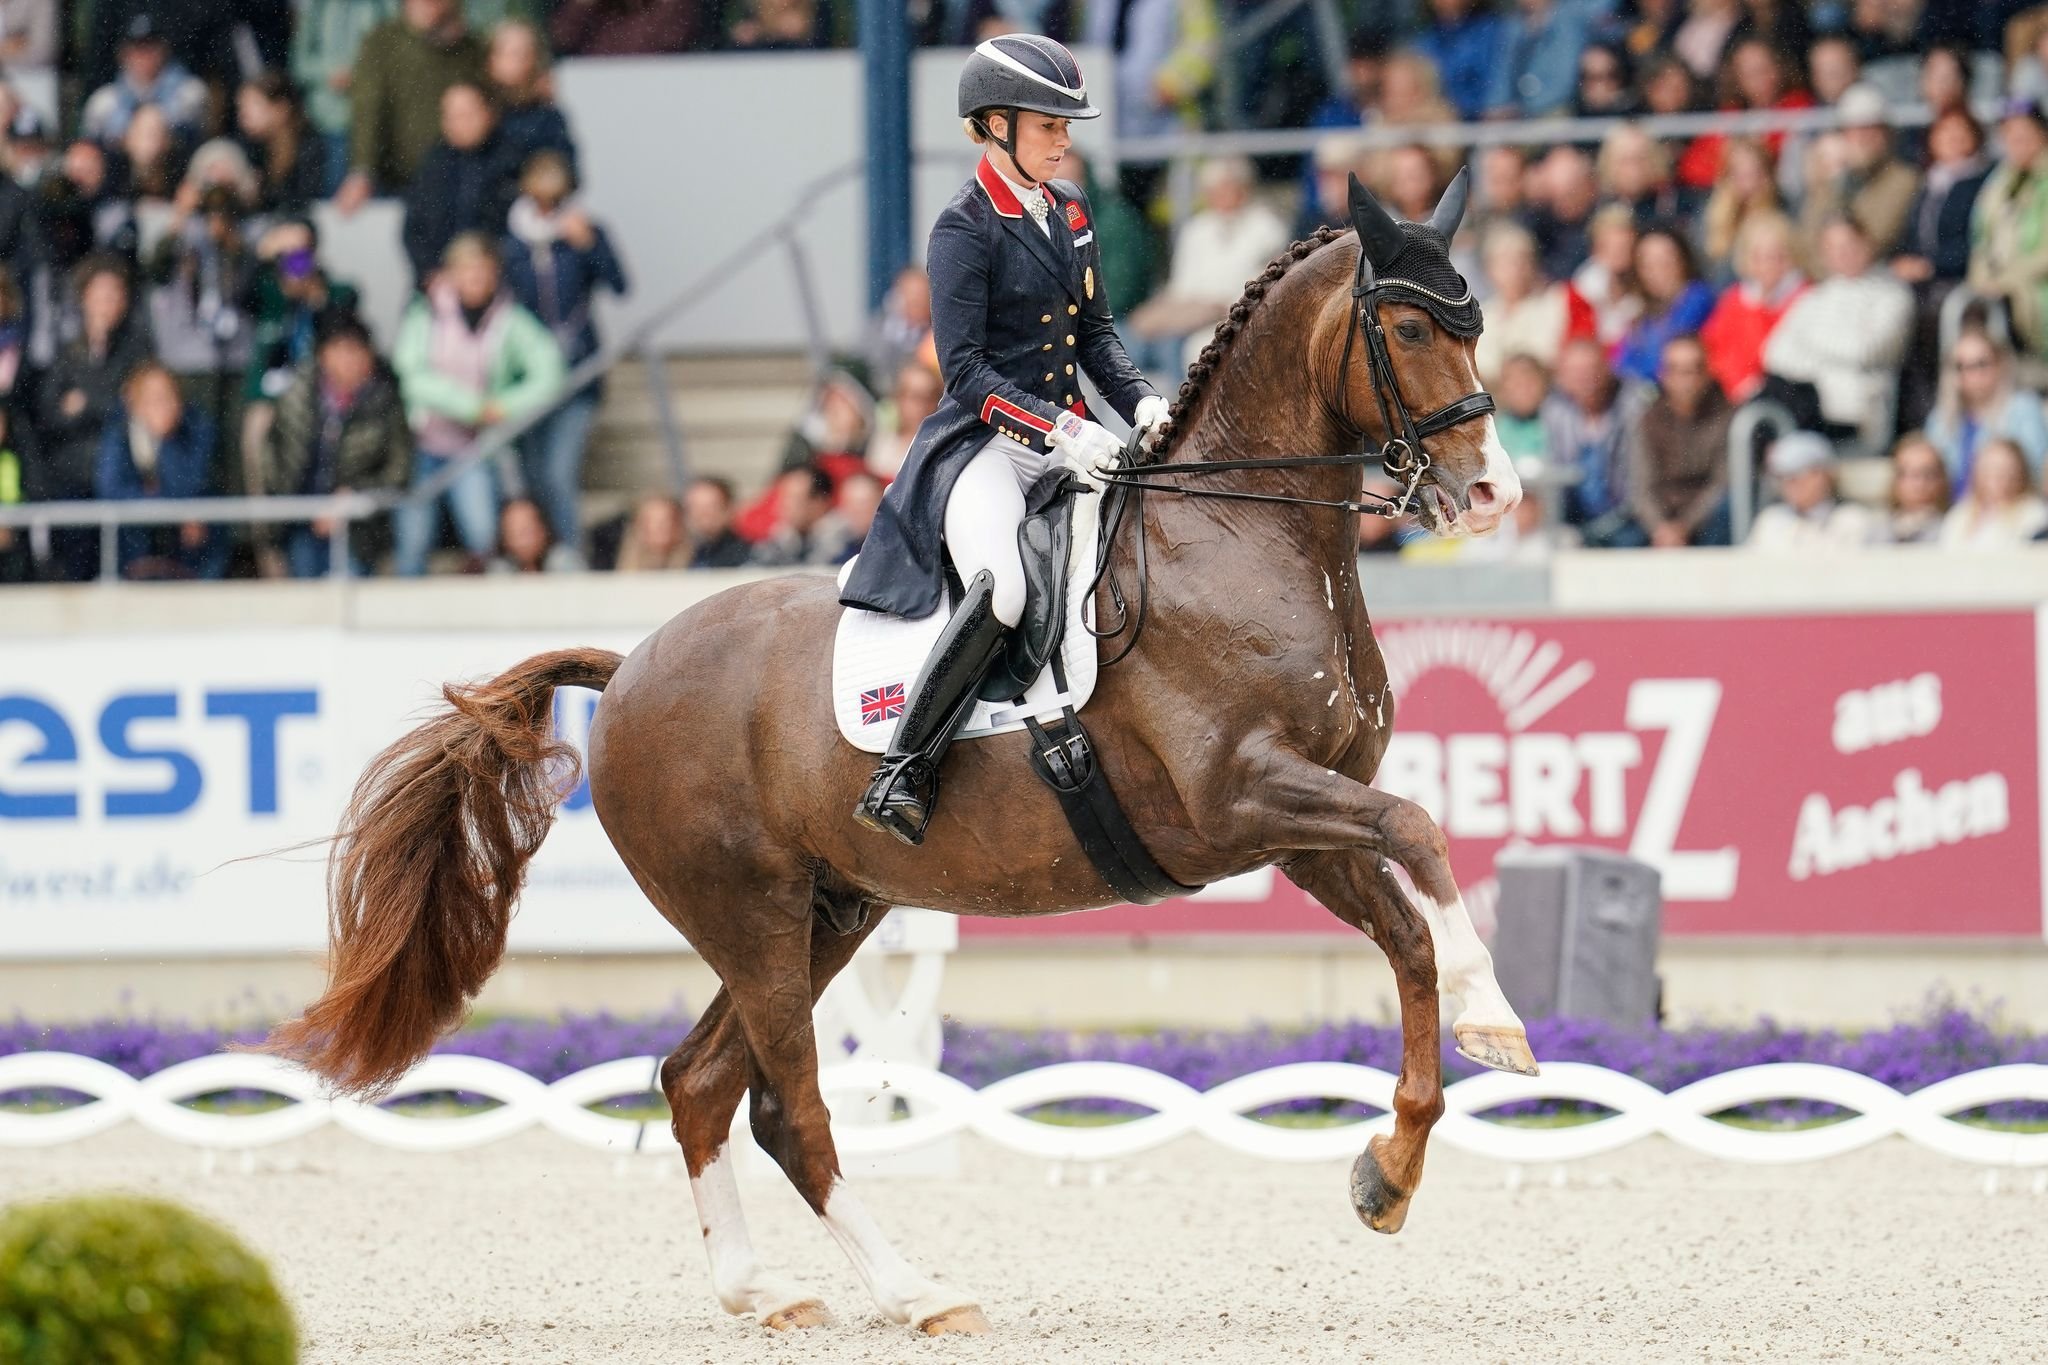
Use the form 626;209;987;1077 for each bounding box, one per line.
962;610;2045;941
0;630;654;958
3;610;2042;957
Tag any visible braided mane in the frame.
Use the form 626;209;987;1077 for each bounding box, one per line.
1149;223;1351;458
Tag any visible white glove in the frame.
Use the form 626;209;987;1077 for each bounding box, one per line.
1132;394;1171;453
1048;412;1124;488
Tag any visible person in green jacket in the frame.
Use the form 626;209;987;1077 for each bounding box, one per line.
390;232;565;575
335;0;488;210
1968;99;2048;356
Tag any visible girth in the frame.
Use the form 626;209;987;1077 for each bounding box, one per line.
1022;651;1201;905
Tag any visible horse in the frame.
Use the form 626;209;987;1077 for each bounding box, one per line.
263;172;1535;1337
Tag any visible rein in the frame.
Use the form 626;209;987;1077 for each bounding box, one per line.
1084;248;1495;665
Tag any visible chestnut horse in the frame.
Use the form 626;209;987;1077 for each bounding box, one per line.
266;175;1534;1336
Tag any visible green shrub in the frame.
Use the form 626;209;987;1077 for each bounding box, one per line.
0;1193;297;1365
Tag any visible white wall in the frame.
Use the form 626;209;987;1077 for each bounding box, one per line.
554;47;1115;354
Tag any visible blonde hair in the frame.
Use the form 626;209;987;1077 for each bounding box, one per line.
962;117;987;144
1702;137;1782;265
443;231;500;272
1731;208;1794;281
1588;202;1638;239
1596;125;1671;193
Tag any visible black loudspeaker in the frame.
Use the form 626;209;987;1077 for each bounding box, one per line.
1492;847;1663;1026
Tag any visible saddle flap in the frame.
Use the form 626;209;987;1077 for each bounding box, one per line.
833;483;1102;755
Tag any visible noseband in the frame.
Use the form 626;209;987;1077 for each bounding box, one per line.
1084;242;1496;663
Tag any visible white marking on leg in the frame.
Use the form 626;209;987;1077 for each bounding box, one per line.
688;1145;815;1320
818;1178;979;1328
1413;892;1524;1033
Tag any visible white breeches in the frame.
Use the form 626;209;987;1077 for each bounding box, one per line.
943;432;1055;627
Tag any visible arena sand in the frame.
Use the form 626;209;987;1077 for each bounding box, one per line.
3;1126;2042;1363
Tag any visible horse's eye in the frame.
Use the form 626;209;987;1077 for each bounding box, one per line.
1396;320;1428;343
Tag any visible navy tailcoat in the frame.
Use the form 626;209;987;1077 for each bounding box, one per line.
840;158;1155;618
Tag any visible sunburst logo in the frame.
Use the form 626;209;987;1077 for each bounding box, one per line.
1377;621;1593;732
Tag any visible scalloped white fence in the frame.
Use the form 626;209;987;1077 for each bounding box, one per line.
5;1053;2048;1168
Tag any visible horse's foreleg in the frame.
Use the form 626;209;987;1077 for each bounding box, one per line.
1247;761;1536;1075
722;904;989;1337
1283;849;1443;1233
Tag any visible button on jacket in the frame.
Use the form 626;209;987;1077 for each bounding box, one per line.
841;158;1153;619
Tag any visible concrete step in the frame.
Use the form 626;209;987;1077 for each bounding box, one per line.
582;350;817;499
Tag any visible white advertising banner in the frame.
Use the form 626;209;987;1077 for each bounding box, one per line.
0;628;673;959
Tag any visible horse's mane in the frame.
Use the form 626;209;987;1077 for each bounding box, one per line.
1152;224;1351;458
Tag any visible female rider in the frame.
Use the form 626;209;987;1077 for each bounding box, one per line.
844;34;1170;846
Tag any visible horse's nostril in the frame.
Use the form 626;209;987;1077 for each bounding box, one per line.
1468;480;1501;512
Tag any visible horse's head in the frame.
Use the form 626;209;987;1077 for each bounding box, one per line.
1339;169;1521;537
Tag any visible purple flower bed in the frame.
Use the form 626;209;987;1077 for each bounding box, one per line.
3;1004;2042;1124
944;1007;2048;1123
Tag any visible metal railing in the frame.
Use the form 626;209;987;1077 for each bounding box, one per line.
1113;99;1960;167
1726;399;1798;545
0;164;859;583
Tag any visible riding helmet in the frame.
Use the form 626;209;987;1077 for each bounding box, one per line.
957;35;1100;121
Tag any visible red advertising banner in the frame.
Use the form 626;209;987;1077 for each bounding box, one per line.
960;609;2045;940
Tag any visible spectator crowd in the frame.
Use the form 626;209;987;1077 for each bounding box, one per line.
6;0;2048;584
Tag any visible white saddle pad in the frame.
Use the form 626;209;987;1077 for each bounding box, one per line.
833;500;1101;754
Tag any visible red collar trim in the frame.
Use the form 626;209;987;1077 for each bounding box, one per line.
976;156;1052;220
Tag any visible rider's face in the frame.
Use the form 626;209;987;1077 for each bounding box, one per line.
994;112;1071;183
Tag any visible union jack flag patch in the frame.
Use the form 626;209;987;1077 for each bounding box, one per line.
1064;201;1087;232
860;682;907;725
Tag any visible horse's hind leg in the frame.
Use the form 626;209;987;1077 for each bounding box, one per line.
662;904;886;1331
665;992;826;1330
1285;850;1444;1234
721;890;988;1336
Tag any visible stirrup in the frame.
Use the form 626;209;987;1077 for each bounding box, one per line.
853;757;937;845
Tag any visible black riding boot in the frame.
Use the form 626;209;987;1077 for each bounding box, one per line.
853;570;1008;846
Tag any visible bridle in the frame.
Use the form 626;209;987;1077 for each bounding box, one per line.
1085;244;1496;663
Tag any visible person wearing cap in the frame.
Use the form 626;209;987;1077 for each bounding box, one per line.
1798;82;1920;264
1967;97;2048;352
79;13;207;146
1746;431;1877;551
841;35;1168;847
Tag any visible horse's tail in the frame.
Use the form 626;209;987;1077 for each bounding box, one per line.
259;647;625;1097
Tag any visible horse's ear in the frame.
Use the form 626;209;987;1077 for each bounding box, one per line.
1429;166;1470;241
1347;172;1405;271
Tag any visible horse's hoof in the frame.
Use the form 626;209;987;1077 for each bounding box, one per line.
1349;1136;1412;1235
918;1306;992;1336
762;1299;833;1331
1455;1023;1540;1077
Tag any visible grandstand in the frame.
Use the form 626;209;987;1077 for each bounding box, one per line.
0;2;2045;578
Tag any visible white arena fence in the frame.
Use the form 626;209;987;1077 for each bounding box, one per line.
4;1053;2046;1170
